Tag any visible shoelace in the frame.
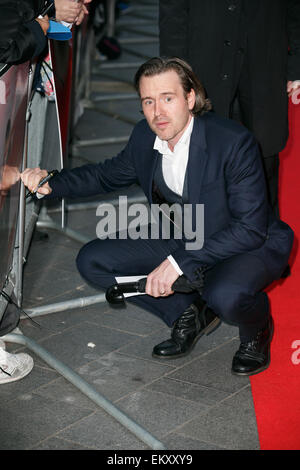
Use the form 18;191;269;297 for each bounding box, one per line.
0;366;11;377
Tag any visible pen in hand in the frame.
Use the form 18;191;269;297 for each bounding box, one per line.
25;170;58;199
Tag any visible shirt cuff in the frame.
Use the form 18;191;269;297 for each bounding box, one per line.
167;255;184;276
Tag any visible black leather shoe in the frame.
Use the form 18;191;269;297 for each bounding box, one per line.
152;301;221;359
231;317;274;376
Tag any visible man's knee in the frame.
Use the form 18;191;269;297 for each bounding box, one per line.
76;240;107;280
76;239;117;288
76;243;94;281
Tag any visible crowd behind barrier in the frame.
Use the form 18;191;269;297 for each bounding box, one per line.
0;1;103;327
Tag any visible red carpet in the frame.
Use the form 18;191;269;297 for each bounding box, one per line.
250;99;300;450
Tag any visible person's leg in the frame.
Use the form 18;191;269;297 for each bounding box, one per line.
202;253;274;375
202;253;271;339
76;236;200;327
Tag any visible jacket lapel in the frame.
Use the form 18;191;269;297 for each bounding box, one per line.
145;148;160;204
186;116;209;205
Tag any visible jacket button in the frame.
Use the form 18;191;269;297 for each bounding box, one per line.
228;4;237;11
224;40;232;46
221;73;229;80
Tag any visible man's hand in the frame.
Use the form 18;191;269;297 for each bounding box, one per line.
287;80;300;97
145;259;180;298
35;15;49;35
54;0;91;25
21;168;52;196
75;0;92;25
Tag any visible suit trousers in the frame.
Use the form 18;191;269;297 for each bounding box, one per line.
76;236;274;341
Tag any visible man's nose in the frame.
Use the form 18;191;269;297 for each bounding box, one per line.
154;100;163;117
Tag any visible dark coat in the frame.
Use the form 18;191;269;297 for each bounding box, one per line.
159;0;300;157
47;113;294;283
0;0;49;65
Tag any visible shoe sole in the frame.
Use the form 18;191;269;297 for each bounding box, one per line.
152;316;222;360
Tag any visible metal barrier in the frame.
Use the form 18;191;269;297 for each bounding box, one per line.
0;62;30;315
1;4;166;449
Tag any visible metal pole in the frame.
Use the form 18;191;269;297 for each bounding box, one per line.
21;293;106;319
72;135;129;148
3;333;166;451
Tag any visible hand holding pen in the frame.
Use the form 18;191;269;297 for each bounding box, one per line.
21;168;58;198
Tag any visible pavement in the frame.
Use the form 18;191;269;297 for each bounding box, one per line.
0;0;260;451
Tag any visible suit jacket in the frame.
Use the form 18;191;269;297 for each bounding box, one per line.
159;0;300;156
48;113;294;283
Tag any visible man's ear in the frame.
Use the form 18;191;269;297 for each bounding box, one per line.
187;88;196;110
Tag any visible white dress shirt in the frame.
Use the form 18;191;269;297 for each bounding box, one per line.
153;117;194;276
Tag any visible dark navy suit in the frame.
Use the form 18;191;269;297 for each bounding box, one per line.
48;113;294;338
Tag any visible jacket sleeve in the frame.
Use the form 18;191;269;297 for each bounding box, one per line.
0;1;47;65
47;131;139;199
171;132;269;282
159;0;189;58
287;0;300;80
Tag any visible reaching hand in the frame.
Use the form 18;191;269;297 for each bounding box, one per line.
21;168;52;196
54;0;90;25
287;80;300;98
35;15;49;35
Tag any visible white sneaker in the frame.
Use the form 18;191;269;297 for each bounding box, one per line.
0;339;5;350
0;347;34;384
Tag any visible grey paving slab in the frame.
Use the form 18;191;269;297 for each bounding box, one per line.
33;321;139;370
23;238;79;276
22;266;98;308
11;303;110;344
145;377;230;407
56;409;149;450
92;98;142;124
33;436;91;450
75;351;175;402
84;308;163;337
74;108;134;141
162;432;225;451
0;394;93;450
93;69;139;87
33;376;99;412
0;362;58;404
116;389;208;439
71;142;126;163
177;386;260;450
167;339;250;394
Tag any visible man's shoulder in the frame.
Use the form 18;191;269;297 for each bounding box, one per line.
199;112;254;141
